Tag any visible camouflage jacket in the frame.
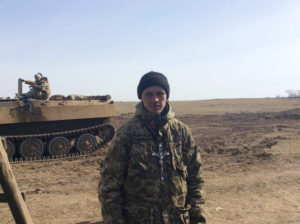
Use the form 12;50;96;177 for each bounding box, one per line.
34;80;51;99
99;102;205;224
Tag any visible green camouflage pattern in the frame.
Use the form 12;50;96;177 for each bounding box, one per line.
99;102;205;224
24;79;51;100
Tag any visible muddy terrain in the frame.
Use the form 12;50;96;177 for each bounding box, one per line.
1;98;300;224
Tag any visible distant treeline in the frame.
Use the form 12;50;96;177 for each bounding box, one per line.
285;89;300;98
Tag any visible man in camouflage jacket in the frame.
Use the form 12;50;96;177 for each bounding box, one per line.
23;73;51;100
99;71;206;224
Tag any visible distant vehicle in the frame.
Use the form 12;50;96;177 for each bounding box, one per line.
0;78;117;161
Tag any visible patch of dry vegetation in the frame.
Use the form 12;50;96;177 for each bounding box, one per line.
1;98;300;224
115;98;300;115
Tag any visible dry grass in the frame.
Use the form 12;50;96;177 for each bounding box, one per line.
1;98;300;224
115;98;300;115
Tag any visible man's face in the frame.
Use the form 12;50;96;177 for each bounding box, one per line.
141;86;167;115
35;76;40;82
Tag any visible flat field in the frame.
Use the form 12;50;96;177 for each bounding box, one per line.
1;98;300;224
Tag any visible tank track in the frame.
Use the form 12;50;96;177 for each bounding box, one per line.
9;150;97;164
3;123;114;164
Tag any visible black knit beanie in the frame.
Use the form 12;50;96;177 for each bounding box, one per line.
137;71;170;99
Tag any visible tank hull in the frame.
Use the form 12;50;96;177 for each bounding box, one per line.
0;118;109;136
0;99;116;124
0;97;117;160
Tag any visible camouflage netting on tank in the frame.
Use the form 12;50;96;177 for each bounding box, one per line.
50;94;111;101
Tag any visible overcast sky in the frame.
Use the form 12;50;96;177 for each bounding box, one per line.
1;0;299;101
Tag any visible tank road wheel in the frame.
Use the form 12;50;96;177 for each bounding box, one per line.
19;138;45;159
5;140;16;160
98;125;115;142
76;133;97;153
47;137;71;157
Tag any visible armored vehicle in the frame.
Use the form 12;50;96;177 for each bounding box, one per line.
0;79;117;161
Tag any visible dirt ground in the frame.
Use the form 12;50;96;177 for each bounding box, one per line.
1;98;300;224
